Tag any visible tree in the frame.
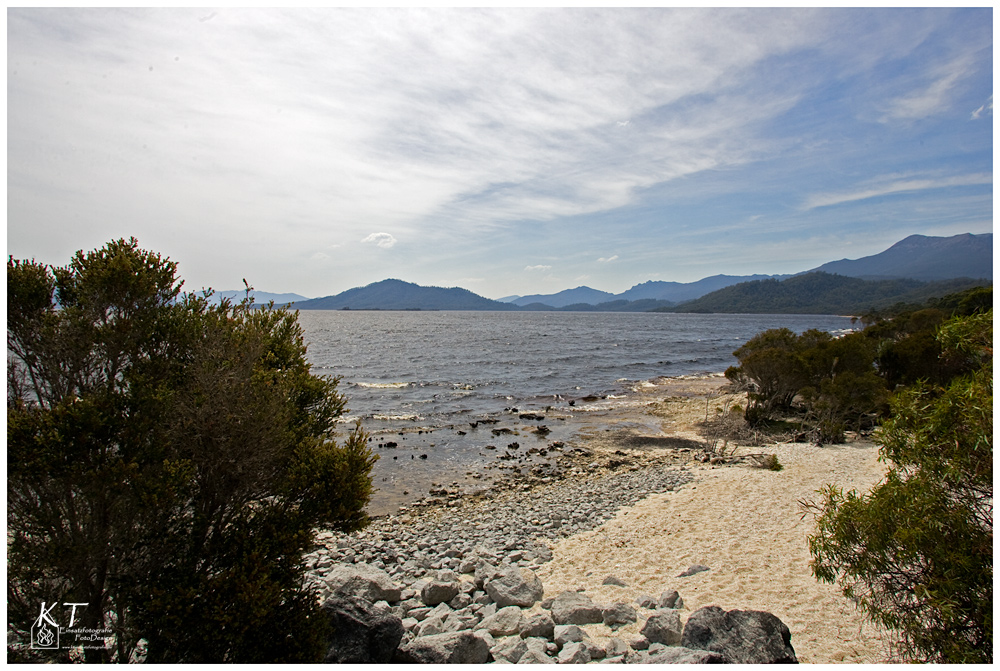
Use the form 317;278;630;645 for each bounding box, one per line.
8;238;377;662
807;311;992;662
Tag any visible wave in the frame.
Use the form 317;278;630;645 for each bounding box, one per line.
354;381;412;389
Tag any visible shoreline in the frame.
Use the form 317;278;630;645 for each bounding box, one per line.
314;373;891;663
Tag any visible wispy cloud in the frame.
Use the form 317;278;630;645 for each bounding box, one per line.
597;255;619;263
525;265;553;272
971;95;993;119
361;232;397;249
878;55;974;122
804;173;992;210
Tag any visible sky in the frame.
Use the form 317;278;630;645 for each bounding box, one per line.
7;7;994;300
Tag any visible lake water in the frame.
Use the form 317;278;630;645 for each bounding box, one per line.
297;310;856;514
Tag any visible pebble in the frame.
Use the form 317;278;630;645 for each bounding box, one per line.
305;459;693;589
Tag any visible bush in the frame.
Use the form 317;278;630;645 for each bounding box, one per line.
7;239;377;662
806;311;992;662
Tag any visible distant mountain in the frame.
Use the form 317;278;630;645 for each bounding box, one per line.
808;233;992;281
206;289;310;305
615;274;785;303
658;272;990;314
496;295;522;304
510;286;616;308
292;279;516;311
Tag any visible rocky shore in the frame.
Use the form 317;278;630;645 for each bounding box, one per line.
304;454;796;664
304;375;889;663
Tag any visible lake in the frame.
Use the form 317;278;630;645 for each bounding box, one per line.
296;310;856;514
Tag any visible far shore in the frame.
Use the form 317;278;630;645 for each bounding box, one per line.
369;374;892;663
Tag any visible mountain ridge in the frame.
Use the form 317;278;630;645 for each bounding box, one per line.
288;232;991;312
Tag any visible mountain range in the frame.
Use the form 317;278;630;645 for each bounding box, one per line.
222;232;990;312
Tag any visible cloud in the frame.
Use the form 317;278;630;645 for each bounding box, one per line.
361;232;397;249
971;95;993;119
310;252;330;261
804;173;992;210
597;255;619;263
878;56;973;122
525;265;552;272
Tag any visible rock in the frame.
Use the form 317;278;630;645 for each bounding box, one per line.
491;635;529;663
637;646;726;664
658;590;682;609
519;612;555;640
518;648;557;664
640;610;682;646
677;564;710;577
635;594;658;609
602;602;637;628
484;564;544;608
324;563;402;603
553;624;587;648
602;575;627;587
422;580;461;606
550;590;603;625
605;638;630;658
629;636;650;651
558;641;592;664
476;605;524;637
321;595;404;664
681;606;798;664
394;630;491;664
416;613;448;637
585;639;607;660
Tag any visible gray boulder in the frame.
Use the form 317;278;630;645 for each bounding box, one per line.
658;590;682;609
637;646;726;664
550;590;603;625
558;641;592;664
394;630;491;664
484;564;544;608
605;638;630;658
553;624;587;648
491;635;529;663
602;602;638;628
519;612;555;640
422;580;461;606
681;606;798;664
635;594;658;609
640;610;682;646
324;563;402;603
518;648;557;664
476;605;524;636
321;595;404;664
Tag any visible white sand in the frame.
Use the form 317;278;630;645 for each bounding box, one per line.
533;379;892;663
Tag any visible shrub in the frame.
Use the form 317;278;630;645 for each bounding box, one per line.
8;239;377;662
807;311;992;662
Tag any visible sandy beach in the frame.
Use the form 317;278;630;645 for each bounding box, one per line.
532;375;892;663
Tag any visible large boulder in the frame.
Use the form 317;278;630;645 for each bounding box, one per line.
484;565;544;608
602;602;638;628
421;580;461;606
637;646;726;664
681;606;798;664
550;590;603;625
477;605;524;637
640;610;682;646
394;631;491;664
519;612;555;640
324;563;402;603
321;595;404;664
558;641;592;664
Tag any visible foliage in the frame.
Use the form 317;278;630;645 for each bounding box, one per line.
807;311;992;662
8;238;377;662
725;327;884;438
